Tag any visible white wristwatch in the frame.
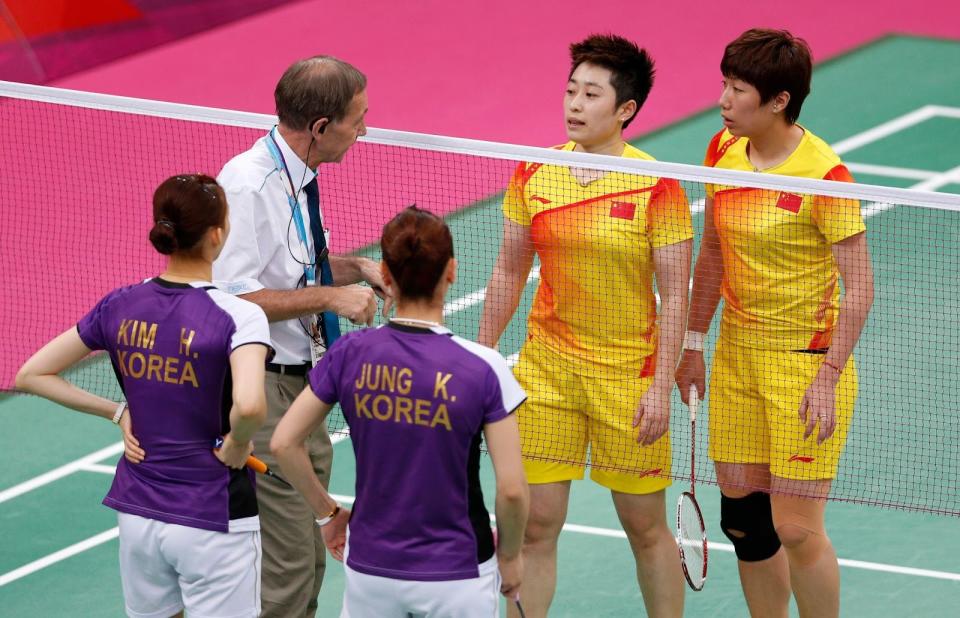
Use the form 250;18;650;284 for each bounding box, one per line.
315;503;342;527
112;402;127;424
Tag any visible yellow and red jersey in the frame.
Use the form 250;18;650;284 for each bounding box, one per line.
503;142;692;370
704;127;866;350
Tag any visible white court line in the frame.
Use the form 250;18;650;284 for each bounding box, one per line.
325;497;960;584
845;162;938;181
0;527;119;587
832;105;940;155
0;442;124;505
862;163;960;218
79;463;120;475
4;503;957;588
558;522;960;582
443;266;540;317
1;431;351;505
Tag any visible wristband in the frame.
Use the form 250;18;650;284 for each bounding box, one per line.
112;402;127;424
315;503;341;527
683;331;705;352
822;360;843;376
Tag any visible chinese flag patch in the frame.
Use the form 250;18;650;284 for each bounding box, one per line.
776;192;803;213
609;201;636;220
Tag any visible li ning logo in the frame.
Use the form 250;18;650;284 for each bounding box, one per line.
788;454;816;463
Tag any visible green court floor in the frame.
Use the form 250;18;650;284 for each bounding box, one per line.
2;35;960;617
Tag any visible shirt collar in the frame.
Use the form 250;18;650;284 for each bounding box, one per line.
272;127;317;191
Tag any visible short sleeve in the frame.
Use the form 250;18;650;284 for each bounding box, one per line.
647;179;693;248
813;164;866;244
308;338;346;405
229;303;272;354
502;162;532;226
76;293;114;351
481;355;526;425
212;183;267;295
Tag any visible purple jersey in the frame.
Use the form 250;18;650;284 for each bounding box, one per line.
309;322;525;581
77;278;271;533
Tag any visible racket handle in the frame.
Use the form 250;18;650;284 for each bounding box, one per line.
688;384;699;421
246;455;268;474
248;456;293;488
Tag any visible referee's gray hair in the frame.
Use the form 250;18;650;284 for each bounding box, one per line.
274;56;367;131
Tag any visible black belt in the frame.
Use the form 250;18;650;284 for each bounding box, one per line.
266;362;311;376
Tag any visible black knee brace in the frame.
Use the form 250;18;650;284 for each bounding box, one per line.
720;492;781;562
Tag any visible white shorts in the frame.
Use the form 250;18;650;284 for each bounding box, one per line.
341;555;501;618
117;513;261;618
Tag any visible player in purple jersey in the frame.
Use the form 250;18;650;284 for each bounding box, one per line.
272;206;529;617
17;174;273;618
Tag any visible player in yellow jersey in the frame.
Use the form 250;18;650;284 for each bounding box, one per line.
676;29;874;618
479;34;692;618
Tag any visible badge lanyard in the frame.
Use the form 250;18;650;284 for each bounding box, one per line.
265;128;316;285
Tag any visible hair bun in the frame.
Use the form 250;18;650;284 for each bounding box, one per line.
149;222;178;254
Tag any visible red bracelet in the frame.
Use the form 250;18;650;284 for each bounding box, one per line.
822;360;843;375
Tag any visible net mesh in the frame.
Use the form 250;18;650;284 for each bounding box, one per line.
2;84;959;516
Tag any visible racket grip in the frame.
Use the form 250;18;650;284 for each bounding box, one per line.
688;385;699;419
246;455;268;474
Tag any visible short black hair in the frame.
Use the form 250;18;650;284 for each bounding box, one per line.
569;34;655;129
274;56;367;131
721;29;812;124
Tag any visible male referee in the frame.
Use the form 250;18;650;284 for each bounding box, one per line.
214;56;390;617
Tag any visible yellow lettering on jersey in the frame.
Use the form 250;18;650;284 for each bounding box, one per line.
117;319;131;346
179;328;196;357
163;357;180;384
372;394;393;421
431;403;451;431
355;364;415;394
380;366;396;392
127;352;146;378
116;350;129;376
433;372;452;400
414;399;432;426
146;354;163;381
355;363;370;389
135;322;158;350
395;396;413;423
117;352;198;388
355;393;373;419
396;368;412;394
179;360;198;387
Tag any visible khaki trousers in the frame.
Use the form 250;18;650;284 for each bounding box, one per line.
256;370;333;617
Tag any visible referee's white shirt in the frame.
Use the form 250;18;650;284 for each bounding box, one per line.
214;129;326;365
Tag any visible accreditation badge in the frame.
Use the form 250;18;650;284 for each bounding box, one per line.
309;314;327;366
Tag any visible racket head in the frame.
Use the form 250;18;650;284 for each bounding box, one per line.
676;490;708;591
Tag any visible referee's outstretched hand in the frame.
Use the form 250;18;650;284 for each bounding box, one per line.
331;285;377;326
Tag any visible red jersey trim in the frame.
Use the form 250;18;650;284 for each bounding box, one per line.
704;129;740;167
823;164;854;183
529;186;656;224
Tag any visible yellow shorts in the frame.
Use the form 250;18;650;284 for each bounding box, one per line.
512;336;671;494
708;337;857;481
